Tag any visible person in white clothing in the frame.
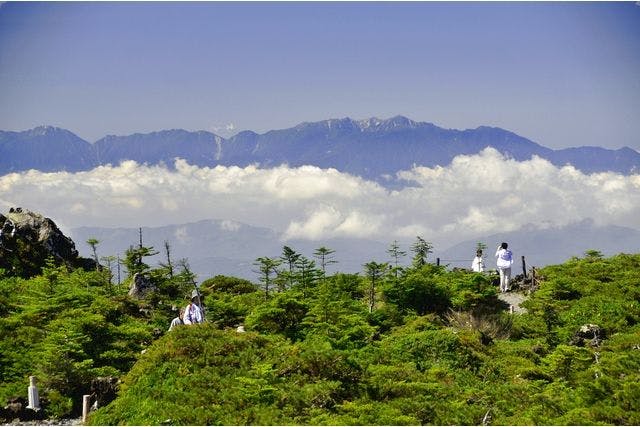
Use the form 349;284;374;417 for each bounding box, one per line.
495;242;514;292
471;249;485;272
183;290;204;325
169;308;185;331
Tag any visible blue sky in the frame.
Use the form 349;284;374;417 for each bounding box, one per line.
1;2;639;150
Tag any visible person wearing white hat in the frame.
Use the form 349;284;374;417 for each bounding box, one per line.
183;289;204;324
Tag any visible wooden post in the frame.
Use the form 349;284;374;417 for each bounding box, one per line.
521;255;527;277
531;267;536;291
82;394;91;423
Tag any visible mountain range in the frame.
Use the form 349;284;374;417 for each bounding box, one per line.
2;116;639;179
71;219;390;282
71;218;640;282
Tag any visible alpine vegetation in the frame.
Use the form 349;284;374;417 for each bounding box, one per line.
0;209;638;425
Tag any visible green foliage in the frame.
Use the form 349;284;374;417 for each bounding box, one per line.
245;292;309;341
4;249;640;425
313;246;337;276
253;256;282;299
123;244;158;277
0;267;156;418
383;264;450;315
201;275;257;295
89;252;640;425
292;256;323;297
363;261;389;312
410;235;433;268
387;240;407;278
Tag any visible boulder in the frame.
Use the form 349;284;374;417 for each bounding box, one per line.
570;324;604;347
0;396;43;423
0;207;97;277
128;273;157;298
90;376;119;408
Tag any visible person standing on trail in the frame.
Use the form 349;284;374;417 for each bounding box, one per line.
471;249;485;272
495;242;513;292
183;290;204;325
169;308;185;331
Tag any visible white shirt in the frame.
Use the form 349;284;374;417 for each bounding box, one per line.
183;302;203;324
471;256;485;272
495;248;514;269
168;317;183;331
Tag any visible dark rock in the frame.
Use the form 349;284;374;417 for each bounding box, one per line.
0;208;97;278
128;273;157;299
570;324;604;347
90;377;119;409
1;396;43;423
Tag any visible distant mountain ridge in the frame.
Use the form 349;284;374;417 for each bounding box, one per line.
71;219;391;281
438;219;640;270
2;117;639;178
71;218;640;282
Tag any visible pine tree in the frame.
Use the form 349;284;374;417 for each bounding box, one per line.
280;246;301;289
253;257;282;300
313;246;337;277
411;236;433;268
387;240;406;279
363;261;389;312
86;238;100;270
294;256;322;298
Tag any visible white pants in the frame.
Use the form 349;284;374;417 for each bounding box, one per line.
498;267;511;292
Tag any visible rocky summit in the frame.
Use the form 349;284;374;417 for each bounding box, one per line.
0;207;96;277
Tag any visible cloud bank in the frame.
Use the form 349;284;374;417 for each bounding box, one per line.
1;148;639;246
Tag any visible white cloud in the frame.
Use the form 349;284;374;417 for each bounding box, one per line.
284;205;343;240
1;148;639;247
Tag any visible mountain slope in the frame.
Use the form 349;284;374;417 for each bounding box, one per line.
94;129;222;167
2;117;639;178
0;126;97;173
221;117;555;178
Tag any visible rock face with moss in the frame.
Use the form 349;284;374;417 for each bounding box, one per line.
0;207;95;277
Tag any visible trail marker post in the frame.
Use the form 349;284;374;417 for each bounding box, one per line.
82;394;91;423
27;376;40;411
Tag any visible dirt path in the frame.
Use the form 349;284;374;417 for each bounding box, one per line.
2;417;81;426
497;291;528;313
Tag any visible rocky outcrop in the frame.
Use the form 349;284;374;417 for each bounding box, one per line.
0;397;43;423
0;207;97;277
90;377;119;409
127;273;157;299
570;324;604;347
